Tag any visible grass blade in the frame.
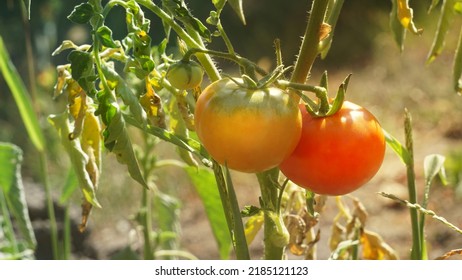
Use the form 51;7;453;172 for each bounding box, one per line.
0;36;45;152
453;25;462;93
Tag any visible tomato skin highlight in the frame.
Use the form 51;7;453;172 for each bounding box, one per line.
194;78;302;173
279;101;385;196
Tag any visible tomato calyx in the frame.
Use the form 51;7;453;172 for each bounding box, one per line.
278;72;352;118
223;65;292;92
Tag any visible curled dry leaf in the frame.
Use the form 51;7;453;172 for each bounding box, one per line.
360;230;399;260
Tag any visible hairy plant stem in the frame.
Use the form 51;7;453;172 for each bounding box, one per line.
212;162;250;259
290;0;329;101
217;21;235;55
404;109;422;260
136;0;221;81
140;186;154;259
182;48;267;77
257;169;288;260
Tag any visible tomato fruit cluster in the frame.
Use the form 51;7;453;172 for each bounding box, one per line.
194;78;302;173
279;101;385;196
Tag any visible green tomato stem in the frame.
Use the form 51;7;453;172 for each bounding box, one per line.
217;20;236;55
102;0;129;18
290;0;329;101
136;0;221;82
257;169;288;260
213;162;250;260
182;48;267;78
404;109;423;260
278;80;327;97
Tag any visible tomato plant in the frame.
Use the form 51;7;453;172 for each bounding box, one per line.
279;101;386;196
195;78;302;173
3;0;458;262
166;60;204;90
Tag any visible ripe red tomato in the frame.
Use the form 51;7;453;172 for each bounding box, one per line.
279;101;385;195
194;78;302;173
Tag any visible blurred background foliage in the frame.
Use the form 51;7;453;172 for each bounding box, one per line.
0;0;429;161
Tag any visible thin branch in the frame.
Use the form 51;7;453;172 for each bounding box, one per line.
379;192;462;235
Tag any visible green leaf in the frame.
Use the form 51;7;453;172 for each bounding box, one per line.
0;143;37;249
228;0;246;25
124;114;211;166
102;109;148;189
48;113;102;208
326;74;350;116
185;167;232;259
455;2;462;14
126;0;150;33
22;0;31;20
162;0;211;41
427;0;455;64
424;154;446;188
429;0;441;13
166;96;198;167
0;36;46;152
383;128;411;165
305;190;316;217
101;63;147;126
68;3;95;24
96;26;119;48
95;84;147;189
329;240;360;260
222;164;250;259
390;0;407;52
153;192;181;256
212;0;227;12
153;192;181;233
420;154;447;246
67;50;97;96
241;205;261;217
52;40;81;56
59;168;79;205
453;26;462;93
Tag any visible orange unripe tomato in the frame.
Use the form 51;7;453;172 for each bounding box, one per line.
194;78;302;173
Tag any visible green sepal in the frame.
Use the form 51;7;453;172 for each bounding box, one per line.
325;74;351;116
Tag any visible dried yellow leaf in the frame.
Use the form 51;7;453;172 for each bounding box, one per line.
397;0;423;35
360;230;399;260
